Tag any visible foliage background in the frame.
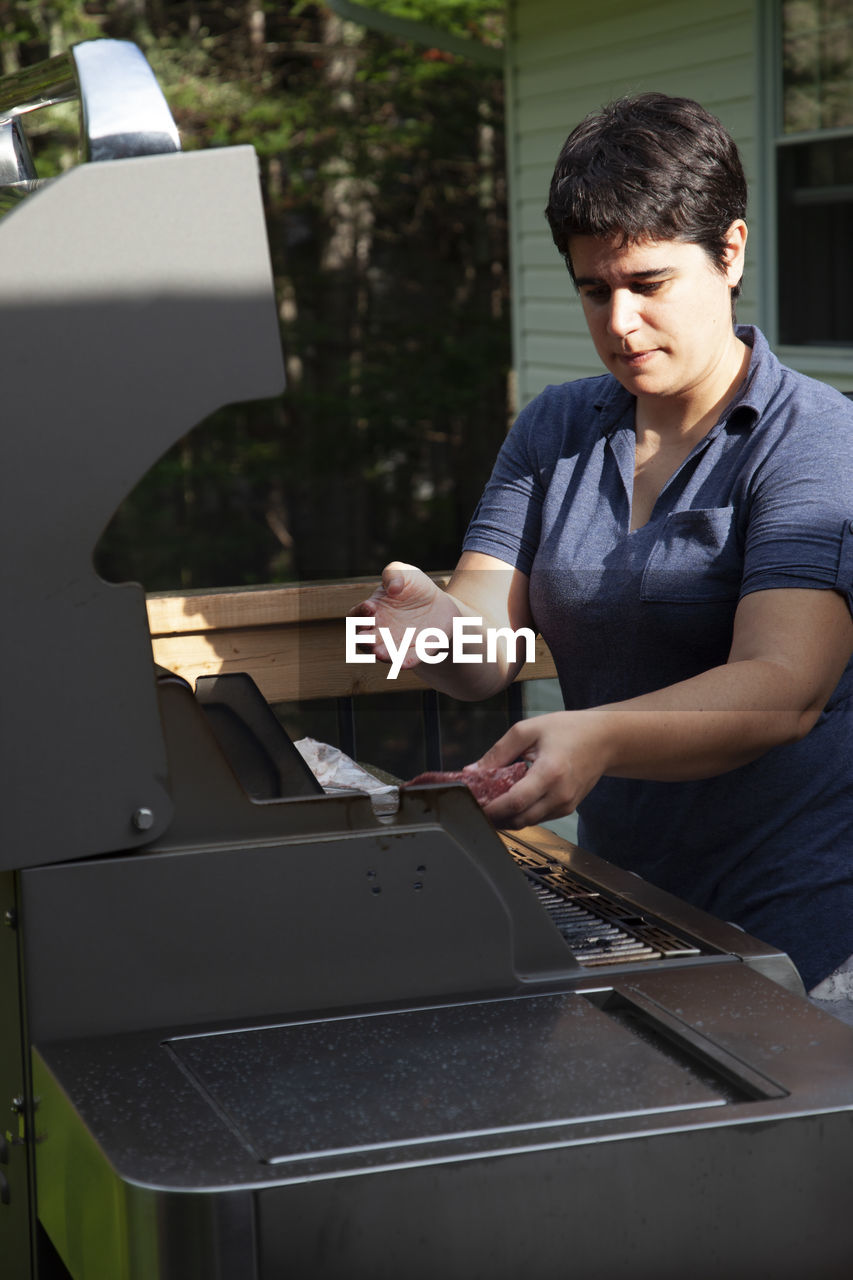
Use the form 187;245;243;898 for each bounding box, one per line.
3;0;510;589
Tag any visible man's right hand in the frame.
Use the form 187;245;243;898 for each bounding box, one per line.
349;551;533;697
349;562;454;671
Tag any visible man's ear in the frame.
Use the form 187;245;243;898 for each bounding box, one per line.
723;219;748;285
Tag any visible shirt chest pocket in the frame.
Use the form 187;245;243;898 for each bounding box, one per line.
640;508;743;603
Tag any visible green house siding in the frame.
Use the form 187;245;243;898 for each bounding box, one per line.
507;0;853;405
507;0;759;407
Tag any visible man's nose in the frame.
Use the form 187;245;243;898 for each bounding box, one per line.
607;290;640;337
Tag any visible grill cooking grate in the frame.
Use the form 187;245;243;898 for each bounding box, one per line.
507;845;701;967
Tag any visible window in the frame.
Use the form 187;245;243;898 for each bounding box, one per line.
776;0;853;346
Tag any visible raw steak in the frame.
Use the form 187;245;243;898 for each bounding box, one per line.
405;761;527;807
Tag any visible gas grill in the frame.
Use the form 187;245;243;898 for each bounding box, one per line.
2;39;853;1280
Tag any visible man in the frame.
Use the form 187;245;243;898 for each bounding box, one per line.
354;94;853;1014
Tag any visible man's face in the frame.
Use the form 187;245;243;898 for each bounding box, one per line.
568;229;746;405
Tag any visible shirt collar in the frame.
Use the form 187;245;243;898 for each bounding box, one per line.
725;325;773;427
592;324;778;438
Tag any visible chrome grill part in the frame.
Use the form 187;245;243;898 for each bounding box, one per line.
509;847;701;967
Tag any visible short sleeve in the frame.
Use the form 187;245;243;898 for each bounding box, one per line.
740;409;853;617
462;397;547;575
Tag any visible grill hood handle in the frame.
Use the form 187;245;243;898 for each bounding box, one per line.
0;37;180;178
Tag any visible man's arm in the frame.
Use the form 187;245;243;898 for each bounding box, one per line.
349;551;533;699
477;587;853;828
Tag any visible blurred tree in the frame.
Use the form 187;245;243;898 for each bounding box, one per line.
6;0;509;588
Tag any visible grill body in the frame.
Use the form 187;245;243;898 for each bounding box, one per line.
16;676;853;1280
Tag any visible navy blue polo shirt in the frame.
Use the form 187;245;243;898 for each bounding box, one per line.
463;326;853;987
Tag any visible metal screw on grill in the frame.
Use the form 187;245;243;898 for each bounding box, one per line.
2;909;16;929
10;1097;25;1114
131;807;155;832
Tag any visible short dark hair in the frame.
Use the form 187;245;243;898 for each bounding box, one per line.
545;93;748;298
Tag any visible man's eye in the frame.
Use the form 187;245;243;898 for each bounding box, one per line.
634;281;664;294
582;288;609;303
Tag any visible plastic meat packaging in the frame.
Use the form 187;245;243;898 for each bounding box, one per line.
294;737;399;815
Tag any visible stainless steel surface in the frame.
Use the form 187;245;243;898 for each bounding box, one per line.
18;695;853;1280
33;963;853;1193
513;843;703;965
0;39;179;230
0;50;76;118
31;959;853;1279
169;995;725;1165
18;695;577;1045
20;677;853;1276
0;180;47;219
0;144;284;872
0;41;280;876
505;824;808;995
0;41;281;1280
71;40;180;161
0;116;36;183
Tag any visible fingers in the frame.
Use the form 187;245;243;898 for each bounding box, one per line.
381;561;417;597
482;763;577;829
352;563;435;616
471;720;535;771
472;712;603;829
347;562;436;670
347;582;384;622
349;596;377;620
348;563;419;616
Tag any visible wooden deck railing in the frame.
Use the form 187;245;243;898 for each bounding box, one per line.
146;576;558;768
146;575;558;703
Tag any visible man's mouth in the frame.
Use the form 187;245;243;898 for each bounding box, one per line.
617;349;656;366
